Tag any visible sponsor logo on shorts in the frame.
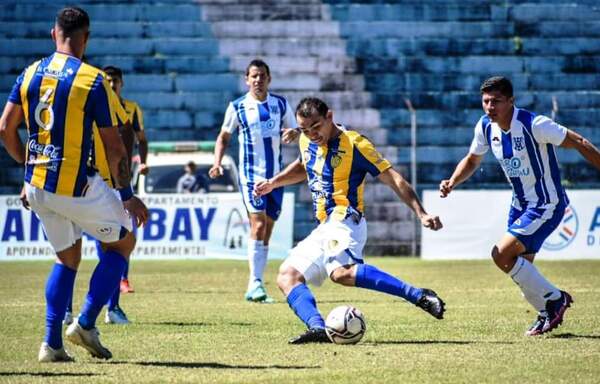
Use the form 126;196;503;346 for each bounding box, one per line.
97;226;113;236
542;205;578;251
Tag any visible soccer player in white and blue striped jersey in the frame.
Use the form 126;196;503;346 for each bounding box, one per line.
209;59;298;303
440;76;600;336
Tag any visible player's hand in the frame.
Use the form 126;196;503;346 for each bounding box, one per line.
124;196;148;227
439;179;454;198
420;214;443;231
19;185;30;210
254;179;274;197
282;128;300;144
138;163;149;175
208;165;223;179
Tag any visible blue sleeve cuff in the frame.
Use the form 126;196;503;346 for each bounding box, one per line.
118;186;134;201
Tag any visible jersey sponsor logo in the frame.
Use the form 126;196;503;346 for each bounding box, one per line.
42;67;72;81
543;205;578;251
27;141;63;171
501;157;530;178
513;136;525;151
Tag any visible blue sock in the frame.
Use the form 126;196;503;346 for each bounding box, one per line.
107;285;120;310
286;284;325;329
355;264;423;304
95;241;121;310
45;263;77;349
78;250;127;330
122;261;129;280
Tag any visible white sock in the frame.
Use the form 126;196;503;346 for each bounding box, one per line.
248;239;265;290
519;286;547;315
509;257;561;312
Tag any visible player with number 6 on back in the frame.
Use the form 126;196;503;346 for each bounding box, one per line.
255;97;445;344
439;76;600;336
0;6;148;362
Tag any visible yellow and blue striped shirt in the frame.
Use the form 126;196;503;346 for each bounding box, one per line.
92;98;144;188
300;127;392;223
8;52;127;197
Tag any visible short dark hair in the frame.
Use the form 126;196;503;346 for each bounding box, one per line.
103;66;123;81
245;59;270;77
56;7;90;36
480;76;513;98
295;97;329;119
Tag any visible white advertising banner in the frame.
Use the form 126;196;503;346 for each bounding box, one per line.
0;193;294;261
422;189;600;260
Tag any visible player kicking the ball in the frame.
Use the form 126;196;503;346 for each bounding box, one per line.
255;97;445;344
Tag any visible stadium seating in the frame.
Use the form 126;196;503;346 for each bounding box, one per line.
1;0;599;253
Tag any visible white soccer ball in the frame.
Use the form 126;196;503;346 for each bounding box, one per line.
325;305;366;344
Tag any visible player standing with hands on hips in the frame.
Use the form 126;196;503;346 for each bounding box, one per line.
0;7;148;361
255;97;445;344
439;76;600;336
209;59;299;303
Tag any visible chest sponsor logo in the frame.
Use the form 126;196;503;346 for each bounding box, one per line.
501;157;530;178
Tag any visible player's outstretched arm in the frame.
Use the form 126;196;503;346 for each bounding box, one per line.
560;129;600;171
0;102;25;163
378;167;442;231
209;131;231;179
254;158;307;197
439;153;483;198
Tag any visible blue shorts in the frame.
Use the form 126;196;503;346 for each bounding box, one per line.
240;183;283;220
507;204;566;253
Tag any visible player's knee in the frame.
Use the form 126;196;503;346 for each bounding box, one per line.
329;266;354;286
491;245;512;273
277;265;301;291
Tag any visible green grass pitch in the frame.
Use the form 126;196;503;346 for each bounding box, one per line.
0;258;599;383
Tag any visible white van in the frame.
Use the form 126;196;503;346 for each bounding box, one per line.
135;141;238;196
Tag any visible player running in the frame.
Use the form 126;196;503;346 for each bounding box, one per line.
439;76;600;336
255;97;445;344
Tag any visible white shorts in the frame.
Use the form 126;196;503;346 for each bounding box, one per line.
281;216;367;287
25;175;133;252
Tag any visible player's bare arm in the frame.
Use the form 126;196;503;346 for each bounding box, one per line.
281;127;300;144
209;130;231;178
439;153;483;197
560;129;600;170
378;167;442;231
254;158;307;197
98;125;148;226
0;101;25;163
136;130;149;175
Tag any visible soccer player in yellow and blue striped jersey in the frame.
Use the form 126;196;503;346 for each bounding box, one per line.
0;7;148;362
255;97;445;344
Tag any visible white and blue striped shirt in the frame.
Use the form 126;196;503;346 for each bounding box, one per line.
221;92;296;186
469;107;569;210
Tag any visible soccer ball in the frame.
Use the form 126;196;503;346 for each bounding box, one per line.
325;305;366;344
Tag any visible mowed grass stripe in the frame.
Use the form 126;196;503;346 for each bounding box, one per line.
0;259;599;384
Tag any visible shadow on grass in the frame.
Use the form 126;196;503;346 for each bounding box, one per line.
105;361;319;370
143;321;253;327
551;333;600;340
364;340;514;345
0;372;100;377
